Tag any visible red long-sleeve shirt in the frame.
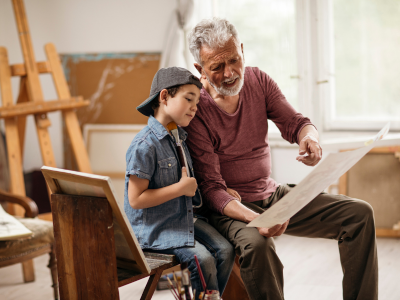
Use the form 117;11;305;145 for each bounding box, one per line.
185;67;313;214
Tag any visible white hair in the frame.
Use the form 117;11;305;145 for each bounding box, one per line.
188;18;241;65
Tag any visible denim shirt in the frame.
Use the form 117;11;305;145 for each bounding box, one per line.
124;116;202;250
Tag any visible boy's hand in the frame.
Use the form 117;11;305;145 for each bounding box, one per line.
227;188;241;202
179;167;197;196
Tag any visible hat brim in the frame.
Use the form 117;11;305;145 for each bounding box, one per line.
136;92;159;117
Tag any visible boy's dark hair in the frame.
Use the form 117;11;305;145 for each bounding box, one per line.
150;85;181;111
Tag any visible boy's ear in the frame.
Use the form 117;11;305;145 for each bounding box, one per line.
159;89;169;105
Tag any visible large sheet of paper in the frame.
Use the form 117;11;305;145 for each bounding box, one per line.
247;124;390;228
0;205;32;241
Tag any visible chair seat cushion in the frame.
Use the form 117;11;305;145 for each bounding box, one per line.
0;218;54;261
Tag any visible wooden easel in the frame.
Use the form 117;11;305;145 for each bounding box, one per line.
51;194;178;300
0;0;92;282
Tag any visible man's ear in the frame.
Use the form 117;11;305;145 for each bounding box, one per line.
194;63;204;78
159;89;169;105
240;43;245;63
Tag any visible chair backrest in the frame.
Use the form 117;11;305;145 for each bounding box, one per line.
41;166;150;275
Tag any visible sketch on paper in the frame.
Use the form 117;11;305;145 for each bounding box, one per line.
248;123;390;228
0;205;32;241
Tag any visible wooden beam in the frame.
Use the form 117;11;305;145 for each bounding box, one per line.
10;61;51;77
12;0;45;103
12;0;57;169
45;43;93;173
338;172;347;195
0;47;26;217
16;77;29;157
376;228;400;238
0;97;89;118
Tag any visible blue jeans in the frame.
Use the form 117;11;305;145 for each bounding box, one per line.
153;219;235;300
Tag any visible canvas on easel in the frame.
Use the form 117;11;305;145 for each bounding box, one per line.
41;166;151;275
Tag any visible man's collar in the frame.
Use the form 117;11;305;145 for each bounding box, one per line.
148;115;188;141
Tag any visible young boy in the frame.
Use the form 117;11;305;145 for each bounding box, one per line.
124;67;235;299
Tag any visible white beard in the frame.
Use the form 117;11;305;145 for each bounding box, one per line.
205;68;245;97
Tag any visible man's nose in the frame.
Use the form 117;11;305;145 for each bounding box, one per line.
224;65;234;78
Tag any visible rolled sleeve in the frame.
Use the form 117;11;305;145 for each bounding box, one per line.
282;113;314;144
204;189;236;215
126;140;156;181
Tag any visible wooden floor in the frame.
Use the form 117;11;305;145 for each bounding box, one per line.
1;235;399;300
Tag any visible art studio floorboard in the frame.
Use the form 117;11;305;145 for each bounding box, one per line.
1;235;399;300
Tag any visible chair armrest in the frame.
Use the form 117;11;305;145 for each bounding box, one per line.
0;188;39;218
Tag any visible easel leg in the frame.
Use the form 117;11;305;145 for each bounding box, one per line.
141;269;163;300
22;260;35;282
16;76;29;157
0;47;26;216
45;43;92;174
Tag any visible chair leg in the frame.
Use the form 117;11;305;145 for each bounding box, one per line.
141;269;164;300
48;247;59;300
22;259;35;282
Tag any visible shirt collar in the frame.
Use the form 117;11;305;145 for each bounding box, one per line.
148;115;188;141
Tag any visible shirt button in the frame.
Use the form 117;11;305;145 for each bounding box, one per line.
168;163;171;167
188;210;191;213
190;231;193;233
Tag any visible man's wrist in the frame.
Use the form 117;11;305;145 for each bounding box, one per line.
222;198;261;223
244;211;260;223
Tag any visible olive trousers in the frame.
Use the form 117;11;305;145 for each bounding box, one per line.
207;184;378;300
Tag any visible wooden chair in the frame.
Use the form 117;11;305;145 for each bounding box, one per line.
0;189;58;299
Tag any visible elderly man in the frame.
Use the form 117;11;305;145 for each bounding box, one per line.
185;18;378;300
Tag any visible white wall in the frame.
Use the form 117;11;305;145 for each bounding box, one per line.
0;0;176;172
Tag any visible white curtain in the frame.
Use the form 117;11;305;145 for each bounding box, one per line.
159;0;215;75
159;0;194;71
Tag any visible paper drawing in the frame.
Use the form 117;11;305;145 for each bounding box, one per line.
247;123;390;228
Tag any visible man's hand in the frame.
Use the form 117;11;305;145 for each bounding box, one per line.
179;167;197;196
257;219;290;238
224;201;289;237
227;188;241;202
296;134;322;166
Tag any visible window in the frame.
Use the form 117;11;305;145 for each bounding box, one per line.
210;0;400;133
329;0;400;130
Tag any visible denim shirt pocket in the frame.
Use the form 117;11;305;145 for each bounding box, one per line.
158;157;178;187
